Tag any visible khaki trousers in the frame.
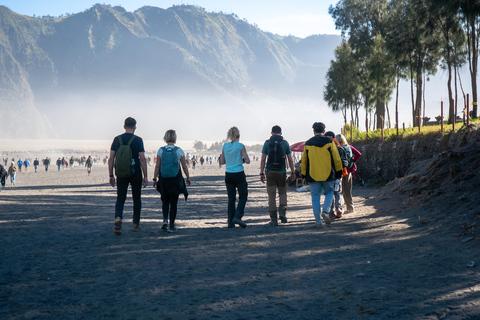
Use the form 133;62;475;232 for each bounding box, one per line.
266;171;287;212
342;173;354;211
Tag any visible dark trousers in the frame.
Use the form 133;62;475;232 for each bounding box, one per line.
225;171;248;223
162;193;179;227
115;173;142;223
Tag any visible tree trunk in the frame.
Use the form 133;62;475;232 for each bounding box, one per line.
414;70;423;127
410;60;415;125
468;16;478;118
396;75;400;135
376;97;385;129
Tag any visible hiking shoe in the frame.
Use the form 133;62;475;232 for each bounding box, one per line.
232;218;247;228
167;225;178;233
279;214;288;223
114;218;122;235
132;223;141;231
161;220;168;231
321;212;331;225
268;220;278;226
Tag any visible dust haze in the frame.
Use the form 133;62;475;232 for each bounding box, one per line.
37;90;344;145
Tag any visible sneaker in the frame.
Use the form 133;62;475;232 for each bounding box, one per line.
132;223;141;231
167;225;178;233
268;220;278;226
314;220;323;227
279;214;288;223
232;218;247;228
345;209;355;214
336;210;343;218
161;220;168;231
114;218;122;235
321;212;331;225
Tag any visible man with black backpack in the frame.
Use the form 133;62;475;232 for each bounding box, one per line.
260;125;296;226
108;117;148;235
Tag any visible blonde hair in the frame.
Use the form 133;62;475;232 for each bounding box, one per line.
227;126;240;142
335;133;348;145
164;129;177;143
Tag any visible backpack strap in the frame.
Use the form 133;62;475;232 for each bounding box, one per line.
127;135;136;146
117;135;136;146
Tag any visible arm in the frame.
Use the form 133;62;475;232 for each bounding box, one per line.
259;153;267;183
287;153;296;181
301;149;307;177
350;145;362;162
152;156;161;189
108;150;115;187
180;155;191;186
219;150;226;165
139;152;148;188
241;145;250;164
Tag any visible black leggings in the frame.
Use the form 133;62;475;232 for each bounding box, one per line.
162;193;179;227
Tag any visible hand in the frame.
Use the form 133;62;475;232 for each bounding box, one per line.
260;174;265;183
186;178;191;186
290;173;296;181
142;177;148;188
109;177;115;188
153;180;157;188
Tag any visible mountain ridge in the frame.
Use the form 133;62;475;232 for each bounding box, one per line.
0;4;342;140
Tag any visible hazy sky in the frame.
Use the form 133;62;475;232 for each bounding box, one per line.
2;0;341;38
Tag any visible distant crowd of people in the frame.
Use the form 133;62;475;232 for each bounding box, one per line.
108;117;361;235
0;155;103;190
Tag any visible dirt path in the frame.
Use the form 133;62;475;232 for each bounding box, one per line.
1;163;479;319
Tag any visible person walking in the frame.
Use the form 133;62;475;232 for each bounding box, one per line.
108;117;148;235
24;159;30;172
325;131;346;219
0;164;6;191
259;125;296;226
85;156;93;176
220;127;250;228
153;130;191;233
8;162;17;185
33;158;40;173
336;134;362;214
301;122;343;226
44;157;50;172
17;159;23;172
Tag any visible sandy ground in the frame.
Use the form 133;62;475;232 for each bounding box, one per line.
1;161;480;319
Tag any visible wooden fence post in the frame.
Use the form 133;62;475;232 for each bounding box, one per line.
467;94;470;126
453;99;455;131
441;101;444;133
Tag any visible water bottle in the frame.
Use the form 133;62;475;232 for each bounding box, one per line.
130;159;135;175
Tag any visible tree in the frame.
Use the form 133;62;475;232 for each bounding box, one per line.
329;0;394;129
193;140;206;152
387;0;442;126
324;41;360;127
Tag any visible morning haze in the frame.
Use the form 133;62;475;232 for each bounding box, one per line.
0;4;343;144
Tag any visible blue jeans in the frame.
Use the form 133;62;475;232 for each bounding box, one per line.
10;174;15;185
225;171;248;224
309;181;334;223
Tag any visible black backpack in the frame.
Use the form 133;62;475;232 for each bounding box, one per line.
266;135;286;170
